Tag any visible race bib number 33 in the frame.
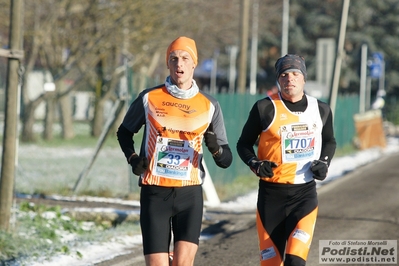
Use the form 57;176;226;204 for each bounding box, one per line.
152;137;194;180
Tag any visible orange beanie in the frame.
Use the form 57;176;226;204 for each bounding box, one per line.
166;36;198;66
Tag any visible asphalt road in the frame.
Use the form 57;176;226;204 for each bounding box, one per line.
97;151;399;266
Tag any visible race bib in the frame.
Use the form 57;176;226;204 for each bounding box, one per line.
281;123;316;163
152;136;194;180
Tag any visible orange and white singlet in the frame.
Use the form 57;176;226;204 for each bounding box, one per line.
257;93;323;184
127;86;227;187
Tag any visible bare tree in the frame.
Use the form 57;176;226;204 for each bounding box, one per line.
2;0;283;142
19;0;169;141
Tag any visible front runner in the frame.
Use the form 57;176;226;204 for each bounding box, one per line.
117;36;232;266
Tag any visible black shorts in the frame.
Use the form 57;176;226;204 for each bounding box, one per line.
140;185;203;255
257;180;318;261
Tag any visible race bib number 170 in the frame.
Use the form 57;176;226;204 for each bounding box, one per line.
281;123;315;163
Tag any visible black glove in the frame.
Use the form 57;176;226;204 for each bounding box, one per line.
311;160;328;180
204;124;220;155
129;154;149;176
249;159;278;178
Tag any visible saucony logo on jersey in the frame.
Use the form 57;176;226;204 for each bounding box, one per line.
162;101;191;110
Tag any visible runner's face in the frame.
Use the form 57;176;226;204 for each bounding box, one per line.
168;50;196;90
278;71;305;102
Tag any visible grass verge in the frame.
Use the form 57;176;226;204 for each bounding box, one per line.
0;201;140;264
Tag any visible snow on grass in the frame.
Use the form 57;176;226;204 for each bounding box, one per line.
5;202;142;266
15;144;134;196
29;234;143;266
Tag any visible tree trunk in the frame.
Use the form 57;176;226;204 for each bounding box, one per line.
43;92;56;140
91;98;105;137
58;80;75;139
21;100;41;142
20;104;36;143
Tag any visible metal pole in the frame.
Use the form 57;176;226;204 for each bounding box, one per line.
237;0;250;93
210;50;219;94
378;60;385;94
281;0;289;56
359;44;367;113
328;0;350;117
249;0;259;95
228;46;238;93
0;0;24;231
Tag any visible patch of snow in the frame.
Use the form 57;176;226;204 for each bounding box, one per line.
30;235;143;266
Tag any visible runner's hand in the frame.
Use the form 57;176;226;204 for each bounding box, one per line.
249;159;278;178
129;154;149;175
311;160;328;180
204;124;220;155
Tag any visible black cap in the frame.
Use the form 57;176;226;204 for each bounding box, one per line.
275;54;307;81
